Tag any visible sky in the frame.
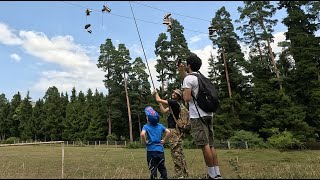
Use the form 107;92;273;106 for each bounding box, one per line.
0;1;315;102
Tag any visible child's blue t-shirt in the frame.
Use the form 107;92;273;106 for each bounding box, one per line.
142;123;167;152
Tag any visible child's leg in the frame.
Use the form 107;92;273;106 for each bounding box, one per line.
156;152;168;179
147;151;158;179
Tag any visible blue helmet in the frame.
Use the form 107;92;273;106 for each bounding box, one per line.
144;106;160;125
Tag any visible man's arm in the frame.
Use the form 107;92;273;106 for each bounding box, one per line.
140;130;148;144
183;88;192;103
177;64;188;79
161;128;171;145
155;92;169;113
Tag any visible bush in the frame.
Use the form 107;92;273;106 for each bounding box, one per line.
3;137;20;144
229;130;267;148
267;128;303;150
126;142;145;149
182;135;197;149
107;133;118;141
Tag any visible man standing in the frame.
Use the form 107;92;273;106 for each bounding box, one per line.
154;89;189;178
178;53;222;179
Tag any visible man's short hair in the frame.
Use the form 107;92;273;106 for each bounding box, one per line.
186;53;202;72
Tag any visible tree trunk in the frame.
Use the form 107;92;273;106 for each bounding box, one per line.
222;47;232;98
124;72;133;142
107;66;112;136
222;46;234;112
260;18;283;90
108;109;111;135
249;21;264;61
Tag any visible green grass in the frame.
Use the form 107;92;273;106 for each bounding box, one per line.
0;145;320;179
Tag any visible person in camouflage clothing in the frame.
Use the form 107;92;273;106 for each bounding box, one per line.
155;89;189;178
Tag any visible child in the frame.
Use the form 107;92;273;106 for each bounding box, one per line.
140;106;171;179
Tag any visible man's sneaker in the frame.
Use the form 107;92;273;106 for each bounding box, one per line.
84;24;91;29
163;13;171;19
213;175;223;179
86;9;92;16
102;5;111;13
163;19;170;25
202;174;214;179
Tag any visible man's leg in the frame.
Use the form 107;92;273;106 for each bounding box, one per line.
201;144;214;166
207;116;221;178
170;128;189;178
190;118;216;178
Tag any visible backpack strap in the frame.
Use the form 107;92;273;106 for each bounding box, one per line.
168;103;179;124
168;102;183;135
191;87;208;126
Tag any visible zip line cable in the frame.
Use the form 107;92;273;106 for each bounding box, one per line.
129;1;156;90
131;1;212;23
61;1;208;35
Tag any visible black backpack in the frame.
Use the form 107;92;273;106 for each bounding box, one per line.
189;71;219;113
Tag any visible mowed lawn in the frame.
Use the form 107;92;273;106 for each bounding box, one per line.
0;145;320;179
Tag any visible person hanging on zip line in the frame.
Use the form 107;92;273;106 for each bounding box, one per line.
154;89;189;179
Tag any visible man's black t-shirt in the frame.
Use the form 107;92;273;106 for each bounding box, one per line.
167;99;180;128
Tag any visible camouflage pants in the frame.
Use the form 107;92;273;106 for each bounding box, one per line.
168;128;189;178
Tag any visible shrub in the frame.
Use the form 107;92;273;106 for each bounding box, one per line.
229;130;267;148
182;135;197;149
126;142;145;149
107;133;118;141
267;128;302;150
3;137;20;144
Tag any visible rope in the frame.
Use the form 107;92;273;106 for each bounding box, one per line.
131;1;212;22
129;1;156;90
61;1;208;35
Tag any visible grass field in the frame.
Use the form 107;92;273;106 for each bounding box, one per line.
0;145;320;179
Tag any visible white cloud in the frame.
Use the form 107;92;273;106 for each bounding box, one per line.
32;64;106;94
0;22;107;97
10;53;21;62
191;45;217;77
145;57;161;90
270;32;286;55
19;31;91;69
128;43;143;57
0;23;23;45
189;34;207;44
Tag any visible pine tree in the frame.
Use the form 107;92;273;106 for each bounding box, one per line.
32;98;46;140
128;57;153;139
0;94;10;140
43;86;64;140
209;6;251;139
7;92;22;138
278;1;320;140
18;92;33;140
97;38;118;136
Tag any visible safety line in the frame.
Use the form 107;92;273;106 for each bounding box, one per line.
129;1;156;90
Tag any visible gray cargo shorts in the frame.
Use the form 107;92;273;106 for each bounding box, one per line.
190;116;214;147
